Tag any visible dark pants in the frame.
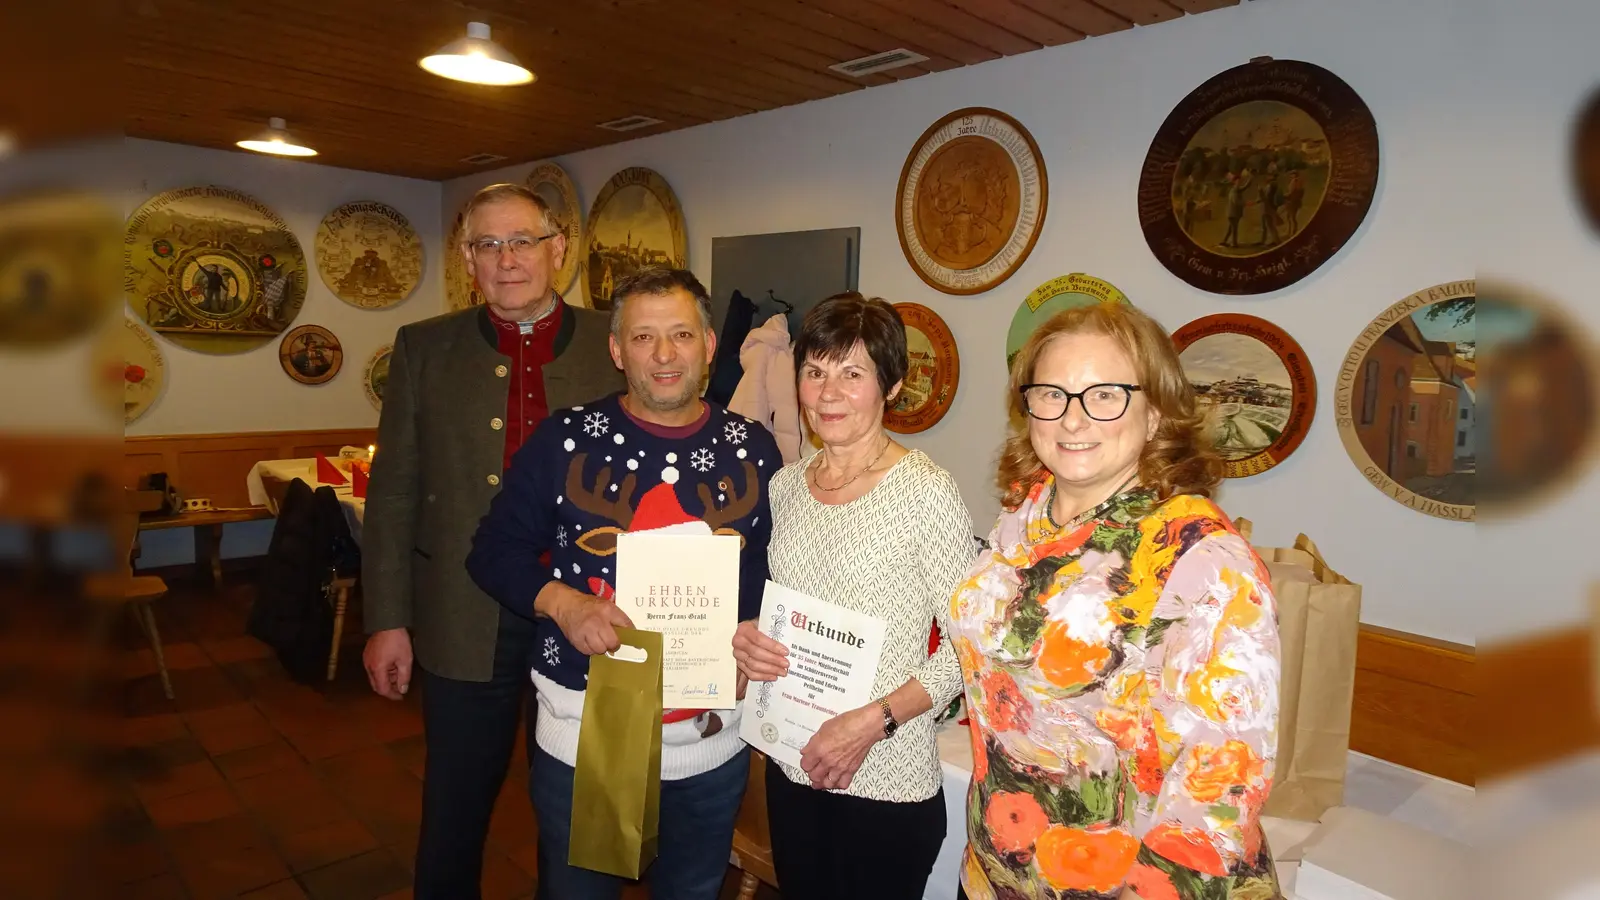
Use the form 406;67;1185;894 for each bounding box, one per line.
529;744;751;900
765;757;946;900
413;607;536;900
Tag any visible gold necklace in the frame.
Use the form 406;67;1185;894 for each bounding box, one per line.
811;437;891;493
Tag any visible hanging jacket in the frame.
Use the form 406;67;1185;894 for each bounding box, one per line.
706;289;757;405
248;479;360;683
727;314;806;464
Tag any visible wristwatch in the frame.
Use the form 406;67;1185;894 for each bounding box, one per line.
877;697;898;739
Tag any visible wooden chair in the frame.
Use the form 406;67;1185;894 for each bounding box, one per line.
325;574;358;680
730;750;777;899
84;489;174;700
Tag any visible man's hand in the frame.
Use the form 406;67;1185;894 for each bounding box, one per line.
363;628;413;700
538;580;633;656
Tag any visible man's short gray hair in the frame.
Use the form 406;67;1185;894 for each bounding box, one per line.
459;182;562;243
608;267;714;337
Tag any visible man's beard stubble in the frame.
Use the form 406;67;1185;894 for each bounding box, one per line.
626;367;707;414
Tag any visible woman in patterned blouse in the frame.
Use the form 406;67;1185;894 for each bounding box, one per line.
950;302;1281;900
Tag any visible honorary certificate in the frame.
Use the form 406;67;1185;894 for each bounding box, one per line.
740;581;886;770
615;529;740;709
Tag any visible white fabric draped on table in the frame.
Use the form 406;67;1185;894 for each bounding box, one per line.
246;457;367;545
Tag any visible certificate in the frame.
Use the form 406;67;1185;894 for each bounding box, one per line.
615;529;740;709
740;580;886;770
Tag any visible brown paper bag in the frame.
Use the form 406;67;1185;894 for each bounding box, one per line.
1235;518;1363;822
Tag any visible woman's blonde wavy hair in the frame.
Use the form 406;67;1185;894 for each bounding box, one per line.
998;302;1223;509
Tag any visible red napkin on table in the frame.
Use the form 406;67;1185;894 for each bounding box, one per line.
350;466;368;498
315;454;348;486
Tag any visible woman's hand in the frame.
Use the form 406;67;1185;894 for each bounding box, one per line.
733;619;789;682
799;705;883;791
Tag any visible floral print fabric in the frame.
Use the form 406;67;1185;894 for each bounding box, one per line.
949;479;1280;900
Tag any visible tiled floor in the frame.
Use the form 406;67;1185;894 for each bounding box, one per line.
92;569;779;900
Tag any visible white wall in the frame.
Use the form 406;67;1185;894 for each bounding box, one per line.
444;0;1600;646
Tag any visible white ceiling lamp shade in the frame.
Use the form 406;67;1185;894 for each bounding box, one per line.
420;22;535;86
236;117;318;157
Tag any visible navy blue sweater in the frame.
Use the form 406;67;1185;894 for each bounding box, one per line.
466;391;778;694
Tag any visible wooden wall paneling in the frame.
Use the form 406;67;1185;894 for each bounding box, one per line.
804;0;1003;66
756;0;961;73
1012;0;1136;36
866;0;1044;57
1087;0;1185;25
737;0;939;79
121;429;378;511
939;0;1088;48
1350;625;1475;786
678;0;903;88
1479;625;1600;780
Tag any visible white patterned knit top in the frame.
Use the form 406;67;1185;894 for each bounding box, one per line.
767;448;976;802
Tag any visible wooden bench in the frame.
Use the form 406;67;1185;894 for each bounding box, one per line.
138;507;274;587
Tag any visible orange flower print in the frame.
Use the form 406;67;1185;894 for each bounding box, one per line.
1093;707;1142;752
984;792;1050;855
1143;822;1228;877
968;714;989;783
1037;621;1112;689
981;668;1031;733
956;638;981;677
1126;863;1181;900
1034;825;1140;893
1182;740;1265;803
1132;723;1164;795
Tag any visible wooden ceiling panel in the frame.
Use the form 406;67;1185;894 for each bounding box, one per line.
121;0;1241;180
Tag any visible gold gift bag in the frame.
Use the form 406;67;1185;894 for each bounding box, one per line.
1236;519;1363;822
569;627;664;879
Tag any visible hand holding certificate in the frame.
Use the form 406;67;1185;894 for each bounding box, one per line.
739;581;886;774
615;528;740;709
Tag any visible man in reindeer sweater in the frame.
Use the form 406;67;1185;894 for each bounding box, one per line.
467;267;778;900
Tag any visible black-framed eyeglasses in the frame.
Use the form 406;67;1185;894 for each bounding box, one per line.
1018;383;1142;422
468;233;559;260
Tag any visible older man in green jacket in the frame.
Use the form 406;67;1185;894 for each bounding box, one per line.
361;182;623;900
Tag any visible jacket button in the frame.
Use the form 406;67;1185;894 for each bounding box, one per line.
487;474;500;486
491;417;504;430
495;365;508;377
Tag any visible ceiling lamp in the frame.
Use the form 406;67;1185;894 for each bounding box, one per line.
420;22;534;86
236;117;318;157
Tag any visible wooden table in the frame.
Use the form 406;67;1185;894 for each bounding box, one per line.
137;507;273;587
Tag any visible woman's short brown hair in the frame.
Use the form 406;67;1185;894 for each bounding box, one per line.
792;292;908;401
998;302;1223;508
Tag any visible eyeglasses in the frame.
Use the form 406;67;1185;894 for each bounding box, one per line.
467;233;558;260
1019;383;1142;421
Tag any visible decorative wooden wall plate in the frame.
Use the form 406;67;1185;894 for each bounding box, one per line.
0;190;121;348
125;186;307;354
585;167;687;311
444;207;482;312
527;162;584;300
1575;86;1600;235
1137;58;1379;295
896;107;1047;296
315;201;422;309
885;303;959;434
364;344;392;410
279;324;343;385
1006;273;1129;373
98;317;166;424
1172;313;1316;478
1335;280;1474;521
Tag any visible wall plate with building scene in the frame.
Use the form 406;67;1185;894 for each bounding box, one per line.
885;303;959;434
444;206;482;311
124;185;307;354
315;200;423;309
1335;280;1475;521
526;162;584;301
1137;57;1379;295
585;167;686;311
1006;273;1130;374
364;343;392;411
1172;313;1316;478
895;107;1047;296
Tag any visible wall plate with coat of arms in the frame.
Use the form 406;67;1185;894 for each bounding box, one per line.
124;186;307;354
586;167;687;311
1335;280;1474;522
896;107;1047;296
1172;313;1316;478
444;207;482;312
364;344;392;410
315;201;422;309
1006;273;1129;373
1137;58;1380;295
95;317;166;425
526;162;584;301
279;324;343;385
885;303;959;434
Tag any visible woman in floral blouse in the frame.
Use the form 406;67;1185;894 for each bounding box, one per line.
950;302;1280;900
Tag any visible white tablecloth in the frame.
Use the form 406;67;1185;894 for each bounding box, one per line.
245;458;367;544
